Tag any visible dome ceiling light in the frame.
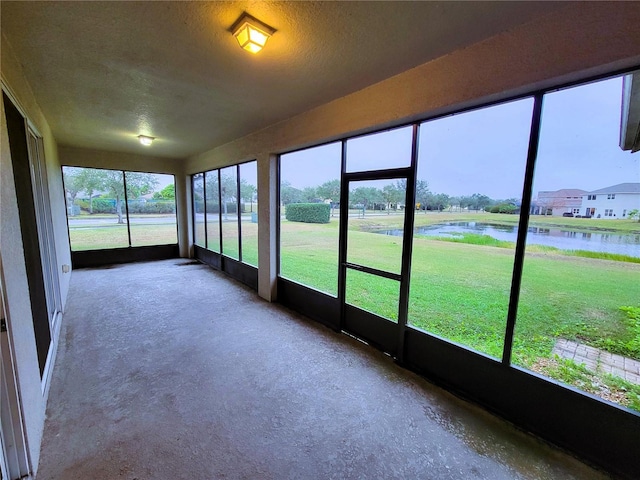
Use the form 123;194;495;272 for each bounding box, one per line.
138;135;154;146
231;12;275;54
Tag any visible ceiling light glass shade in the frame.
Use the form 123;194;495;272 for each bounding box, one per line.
138;135;154;146
231;13;275;54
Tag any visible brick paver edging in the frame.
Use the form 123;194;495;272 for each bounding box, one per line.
552;339;640;385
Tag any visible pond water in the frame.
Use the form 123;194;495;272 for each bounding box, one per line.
374;222;640;257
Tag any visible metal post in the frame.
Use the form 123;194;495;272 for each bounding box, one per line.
502;94;544;365
396;123;419;364
122;171;132;247
337;140;349;331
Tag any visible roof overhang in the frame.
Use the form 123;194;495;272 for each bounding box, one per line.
620;72;640;153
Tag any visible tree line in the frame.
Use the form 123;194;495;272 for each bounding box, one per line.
192;173;257;217
281;179;519;212
63;167;173;223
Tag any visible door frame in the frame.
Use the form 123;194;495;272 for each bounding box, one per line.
0;257;31;480
337;125;419;362
26;128;62;334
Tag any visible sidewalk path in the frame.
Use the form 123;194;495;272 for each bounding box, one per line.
553;339;640;385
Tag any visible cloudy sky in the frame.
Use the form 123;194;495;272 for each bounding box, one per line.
281;73;639;200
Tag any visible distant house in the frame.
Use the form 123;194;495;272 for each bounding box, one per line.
581;183;640;218
532;189;587;216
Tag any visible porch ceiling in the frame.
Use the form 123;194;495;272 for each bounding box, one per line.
1;1;565;159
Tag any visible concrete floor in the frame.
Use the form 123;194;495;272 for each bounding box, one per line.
37;259;610;479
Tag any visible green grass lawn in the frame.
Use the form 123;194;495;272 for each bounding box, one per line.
69;223;131;250
69;212;639;408
70;217;260;267
69;223;178;250
240;221;259;266
279;215;640;410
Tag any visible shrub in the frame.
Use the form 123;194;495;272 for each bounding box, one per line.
193;201;244;214
489;203;517;214
77;198;116;213
285;203;330;223
127;200;176;214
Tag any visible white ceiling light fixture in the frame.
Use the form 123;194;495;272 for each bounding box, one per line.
231;12;276;54
138;135;154;146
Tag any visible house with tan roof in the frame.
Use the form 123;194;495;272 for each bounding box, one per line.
533;189;587;216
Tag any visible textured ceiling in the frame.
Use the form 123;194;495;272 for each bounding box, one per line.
1;1;564;159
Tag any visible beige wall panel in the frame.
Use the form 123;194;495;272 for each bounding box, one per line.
58;145;184;175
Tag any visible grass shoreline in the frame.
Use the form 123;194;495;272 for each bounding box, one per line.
348;210;640;234
426;232;640;263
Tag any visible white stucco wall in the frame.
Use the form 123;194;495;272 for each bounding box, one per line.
584;193;640;219
1;36;70;473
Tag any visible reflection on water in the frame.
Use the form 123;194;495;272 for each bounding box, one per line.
375;222;640;257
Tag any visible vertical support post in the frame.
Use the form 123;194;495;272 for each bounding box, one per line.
202;172;208;249
236;164;242;261
502;94;544;365
217;170;223;253
176;171;191;258
396;123;419;363
122;171;132;247
257;153;278;301
337;140;348;331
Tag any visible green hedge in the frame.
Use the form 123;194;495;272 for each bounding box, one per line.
489;203;518;214
76;199;176;214
194;201;244;214
285;203;330;223
127;200;176;214
76;198;116;213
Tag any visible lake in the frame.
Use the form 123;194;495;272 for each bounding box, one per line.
374;222;640;257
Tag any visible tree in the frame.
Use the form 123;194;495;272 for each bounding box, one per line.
62;167;102;213
316;179;341;216
414;180;430;211
240;179;256;212
628;209;640;222
205;173;220;204
107;171;158;223
469;193;491;212
220;174;237;220
93;172;123;217
153;183;175;200
280;181;303;205
63;168;158;221
351;186;383;209
316;180;340;202
301;186;319;203
431;193;450;212
192;174;205;213
382;184;402;212
458;195;472;211
204;174;221;216
62;167;85;214
77;168;104;214
448;196;461;212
